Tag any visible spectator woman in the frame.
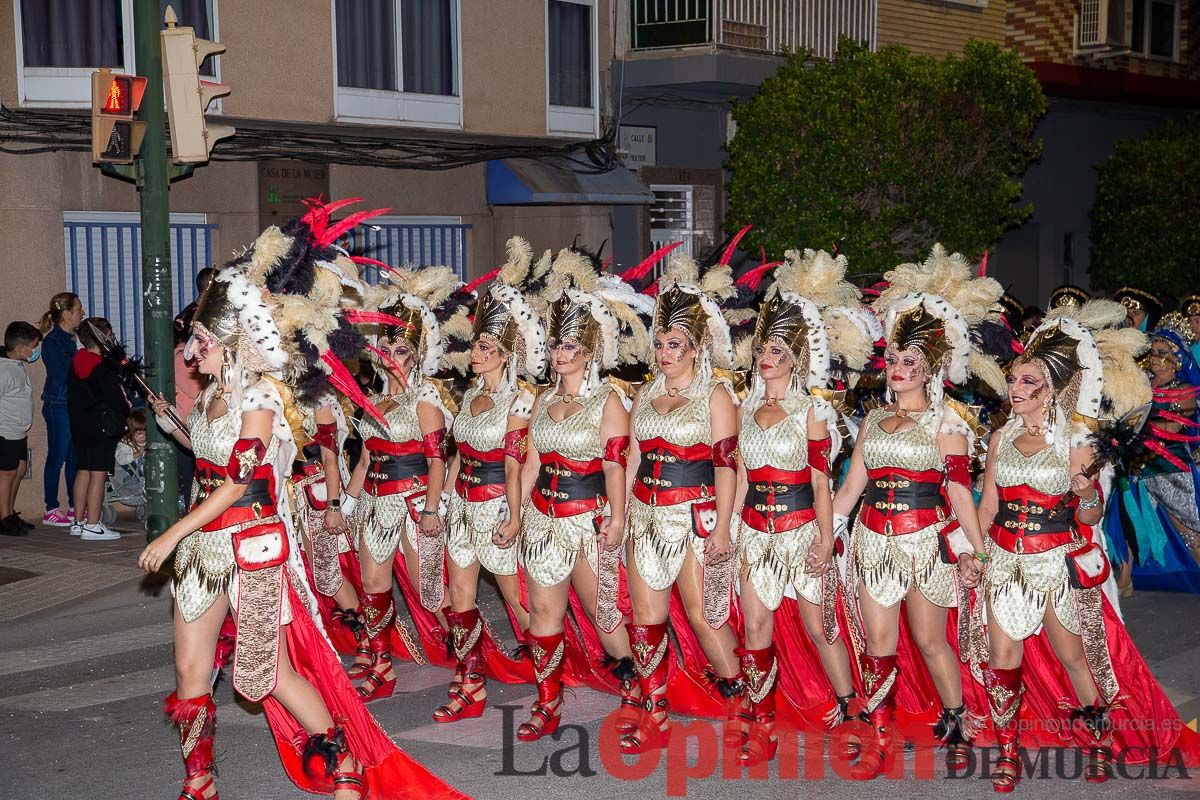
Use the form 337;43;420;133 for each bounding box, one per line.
38;292;83;526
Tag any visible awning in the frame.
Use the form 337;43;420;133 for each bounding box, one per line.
487;157;654;205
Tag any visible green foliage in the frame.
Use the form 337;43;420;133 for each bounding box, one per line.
1089;114;1200;297
725;38;1046;277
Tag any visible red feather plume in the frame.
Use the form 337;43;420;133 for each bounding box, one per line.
622;241;683;284
719;225;752;267
463;267;501;295
321;350;388;429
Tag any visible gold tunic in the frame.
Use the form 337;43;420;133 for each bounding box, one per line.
737;394;824;611
521;384;611;588
627;379;728;592
446;384;532;576
984;425;1079;640
851;407;955;609
356;387;426;566
173;386;289;625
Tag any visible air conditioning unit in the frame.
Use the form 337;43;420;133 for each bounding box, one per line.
1074;0;1129;53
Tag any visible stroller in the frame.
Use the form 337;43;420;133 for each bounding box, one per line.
101;450;148;526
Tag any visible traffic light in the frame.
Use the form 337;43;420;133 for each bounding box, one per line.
91;69;147;163
160;5;234;164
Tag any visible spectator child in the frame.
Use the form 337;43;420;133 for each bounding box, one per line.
68;318;128;541
0;322;43;535
111;410;147;516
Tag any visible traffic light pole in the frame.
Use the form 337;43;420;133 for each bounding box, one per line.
134;0;177;541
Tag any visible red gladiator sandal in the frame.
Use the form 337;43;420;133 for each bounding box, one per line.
934;703;982;772
517;632;566;742
302;726;367;799
620;623;672;754
356;591;396;701
738;647;779;765
606;654;642;735
164;692;218;800
434;608;487;722
1069;700;1115;784
339;607;374;681
860;654;899;777
984;666;1025;793
826;692;870;760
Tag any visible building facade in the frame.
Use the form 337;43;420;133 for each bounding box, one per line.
1;0;647;510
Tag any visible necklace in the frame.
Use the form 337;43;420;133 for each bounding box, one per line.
556;393;582;405
765;396;780;407
893;407;909;418
1026;424;1043;437
666;387;681;398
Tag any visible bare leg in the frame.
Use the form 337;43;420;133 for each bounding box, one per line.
796;596;856;697
569;554;632;658
85;471;105;525
904;589;961;708
855;584;903;656
71;470;89;524
1042;602;1099;707
0;468;16;519
675;549;740;677
986;609;1024;670
447;558;480;613
173;594;229;799
738;568;774;650
333;580;359;612
496;572;530;634
527;572;571;637
625;539;671;624
9;460;22;512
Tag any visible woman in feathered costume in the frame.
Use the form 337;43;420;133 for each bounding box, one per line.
140;200;470;800
342;266;461;701
731;248;875;765
1105;314;1200;593
977;299;1200;789
435;237;547;723
832;245;1003;775
500;245;655;741
622;238;746;754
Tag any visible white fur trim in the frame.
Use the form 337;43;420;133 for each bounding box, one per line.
777;290;831;390
883;292;970;385
946;528;973;558
490;284;547;380
219;269;287;371
809;394;843;461
399;294;443;377
1076;548;1107;578
509;387;535;421
417;379;453;428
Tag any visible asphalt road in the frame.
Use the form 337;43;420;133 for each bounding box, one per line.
2;524;1198;799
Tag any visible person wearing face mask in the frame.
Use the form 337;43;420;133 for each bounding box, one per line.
622;241;745;755
501;245;655;742
0;321;43;535
833;245;1009;776
343;272;457;701
141;202;471;800
38;291;83;526
435;238;547;723
1103;315;1200;593
730;249;875;766
976;300;1200;790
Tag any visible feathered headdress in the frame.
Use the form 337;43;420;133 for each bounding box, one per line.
355;264;467;381
469;236;547;391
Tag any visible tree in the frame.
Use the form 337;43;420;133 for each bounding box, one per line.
725;38;1046;277
1089;114;1200;297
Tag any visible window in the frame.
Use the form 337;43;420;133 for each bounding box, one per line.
62;212;216;358
341;216;471;281
1132;0;1180;60
546;0;598;137
14;0;217;108
650;185;697;267
334;0;462;128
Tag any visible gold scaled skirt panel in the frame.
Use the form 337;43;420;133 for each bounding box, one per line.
446;492;518;576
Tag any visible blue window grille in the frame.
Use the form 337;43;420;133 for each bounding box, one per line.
63;216;218;358
343;220;471;283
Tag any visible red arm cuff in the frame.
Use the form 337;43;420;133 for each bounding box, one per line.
944;454;971;490
712;435;738;470
603;436;630;469
807;438;832;476
503;428;529;463
422;428;448;461
313;422;337;453
228;438;267;484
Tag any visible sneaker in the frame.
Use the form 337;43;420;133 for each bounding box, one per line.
69;522;83;536
79;524;121;541
43;509;72;527
0;516;26;537
12;513;33;532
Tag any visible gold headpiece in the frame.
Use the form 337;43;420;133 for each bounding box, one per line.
546;292;601;353
1114;286;1162;319
472;291;519;353
1048;285;1089;309
890;305;951;370
1016;323;1081;394
1183;295;1200;318
191;278;239;349
753;293;810;360
653;283;708;346
379;302;425;351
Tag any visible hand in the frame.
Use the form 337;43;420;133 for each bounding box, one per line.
419;512;444;537
1070;472;1097;501
493;516;520;549
805;537;835;576
704;527;734;563
600;514;625;551
956;554;982;588
323;508;348;536
150;392;174;418
137;532;178;574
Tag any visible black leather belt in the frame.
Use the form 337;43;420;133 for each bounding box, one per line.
863;477;942;512
367;452;428;482
535;465;605;502
635;453;714;490
744;481;814;516
994;502;1073;535
194;475;273;508
460;457;507;488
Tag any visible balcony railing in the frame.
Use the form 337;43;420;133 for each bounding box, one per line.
629;0;877;59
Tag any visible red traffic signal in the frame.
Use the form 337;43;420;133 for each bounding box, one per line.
91;69;148;164
97;73;147;117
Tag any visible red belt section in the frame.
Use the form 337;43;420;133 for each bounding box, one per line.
366;474;426;497
988;484;1076;554
859;467;948;536
200;501;279;532
740;466;816;533
455;443;507;502
531;453;605;519
365;437;422;456
633;437;714;507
